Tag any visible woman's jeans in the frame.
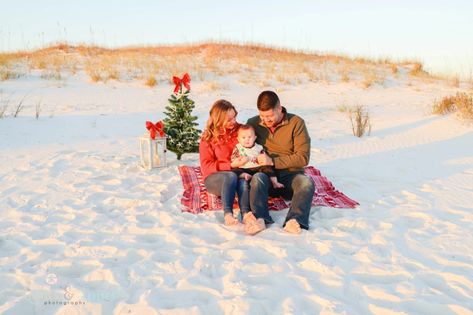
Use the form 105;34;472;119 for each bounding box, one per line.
204;171;250;215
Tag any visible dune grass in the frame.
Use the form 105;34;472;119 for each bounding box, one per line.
348;105;372;137
0;42;430;88
0;91;11;118
433;92;473;121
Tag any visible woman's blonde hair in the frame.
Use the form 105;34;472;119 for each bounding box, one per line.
202;99;237;142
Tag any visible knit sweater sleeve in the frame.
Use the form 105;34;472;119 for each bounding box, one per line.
273;118;311;169
199;138;231;177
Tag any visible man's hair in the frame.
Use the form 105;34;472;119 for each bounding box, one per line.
257;90;280;111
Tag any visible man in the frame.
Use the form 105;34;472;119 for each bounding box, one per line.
247;90;315;234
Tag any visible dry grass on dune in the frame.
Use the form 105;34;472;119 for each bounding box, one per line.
0;53;25;80
433;92;473;121
1;42;436;87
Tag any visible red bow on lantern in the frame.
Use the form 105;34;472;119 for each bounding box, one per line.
146;120;165;139
173;73;191;94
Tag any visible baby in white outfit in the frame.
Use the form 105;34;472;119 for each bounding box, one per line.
231;125;284;189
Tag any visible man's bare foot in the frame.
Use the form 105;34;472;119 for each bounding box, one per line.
284;219;302;234
243;212;265;235
224;213;239;226
243;212;257;224
240;173;252;181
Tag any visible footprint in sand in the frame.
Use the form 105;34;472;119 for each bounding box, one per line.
150;248;181;264
48;159;70;177
155;212;174;227
134;233;166;244
86;193;111;209
1;185;18;197
91;174;119;183
47;262;97;281
239;246;283;265
135;214;157;228
0;219;17;231
0;237;22;258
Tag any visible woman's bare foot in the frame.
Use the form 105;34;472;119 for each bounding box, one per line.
224;213;239;226
284;219;302;234
243;212;265;235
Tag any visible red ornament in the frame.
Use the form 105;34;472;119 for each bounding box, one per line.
146;120;165;139
172;73;191;94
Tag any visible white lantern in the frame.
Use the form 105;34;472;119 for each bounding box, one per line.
139;135;167;169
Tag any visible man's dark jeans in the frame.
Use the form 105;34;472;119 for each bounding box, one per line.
249;171;315;229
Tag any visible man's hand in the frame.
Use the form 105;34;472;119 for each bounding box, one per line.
257;153;273;166
231;156;249;168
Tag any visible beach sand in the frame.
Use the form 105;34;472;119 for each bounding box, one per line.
1;67;472;314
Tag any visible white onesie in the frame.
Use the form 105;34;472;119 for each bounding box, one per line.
231;143;265;169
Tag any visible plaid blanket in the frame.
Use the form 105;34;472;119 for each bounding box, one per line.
178;165;359;214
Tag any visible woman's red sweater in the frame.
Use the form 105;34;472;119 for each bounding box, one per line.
199;125;240;179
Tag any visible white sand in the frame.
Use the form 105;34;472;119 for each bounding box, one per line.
1;70;473;314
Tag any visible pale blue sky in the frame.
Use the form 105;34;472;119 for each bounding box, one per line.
1;0;472;78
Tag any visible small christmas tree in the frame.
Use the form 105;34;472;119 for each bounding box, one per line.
163;73;201;160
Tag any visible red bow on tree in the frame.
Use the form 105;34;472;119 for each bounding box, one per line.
173;73;191;94
146;120;165;139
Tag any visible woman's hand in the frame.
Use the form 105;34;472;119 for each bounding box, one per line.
231;156;249;168
257;153;274;166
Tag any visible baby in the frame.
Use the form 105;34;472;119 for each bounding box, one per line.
231;124;284;189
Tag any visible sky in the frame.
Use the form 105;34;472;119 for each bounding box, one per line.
1;0;472;78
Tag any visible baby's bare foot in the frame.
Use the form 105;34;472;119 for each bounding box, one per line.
240;173;252;181
284;219;302;234
273;182;284;189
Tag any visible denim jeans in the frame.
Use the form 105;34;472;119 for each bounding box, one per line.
204;171;250;215
249;171;315;229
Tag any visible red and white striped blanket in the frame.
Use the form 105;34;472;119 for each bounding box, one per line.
178;165;359;214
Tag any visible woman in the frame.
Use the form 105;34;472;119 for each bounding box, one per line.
199;100;265;234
